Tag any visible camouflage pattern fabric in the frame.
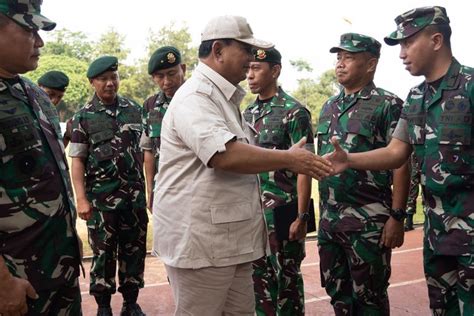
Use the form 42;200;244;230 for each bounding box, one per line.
316;82;403;315
0;0;56;31
70;93;147;296
243;87;312;315
401;58;474;314
140;91;169;165
318;228;391;315
27;277;82;316
0;77;81;309
385;6;450;45
330;33;381;57
87;207;147;296
407;153;421;215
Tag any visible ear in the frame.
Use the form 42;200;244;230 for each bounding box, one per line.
212;40;225;62
431;32;443;51
271;64;281;79
180;63;186;75
367;57;378;73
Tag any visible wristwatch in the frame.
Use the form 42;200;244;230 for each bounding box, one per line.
298;212;310;222
390;208;407;222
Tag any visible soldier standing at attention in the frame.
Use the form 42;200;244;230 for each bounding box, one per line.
328;7;474;315
244;47;312;316
141;46;186;210
69;56;147;316
0;1;82;315
316;33;409;315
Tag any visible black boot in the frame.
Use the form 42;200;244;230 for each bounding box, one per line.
120;303;146;316
404;214;414;231
95;295;113;316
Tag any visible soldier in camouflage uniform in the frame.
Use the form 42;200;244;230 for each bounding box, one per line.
405;153;422;231
317;33;410;315
69;56;147;316
140;46;185;210
0;1;82;315
328;7;474;315
244;47;313;316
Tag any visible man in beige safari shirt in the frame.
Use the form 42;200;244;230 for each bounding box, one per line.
153;15;333;315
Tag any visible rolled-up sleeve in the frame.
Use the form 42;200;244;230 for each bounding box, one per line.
68;113;90;158
173;94;236;166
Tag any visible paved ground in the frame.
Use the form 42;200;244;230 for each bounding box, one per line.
79;227;429;315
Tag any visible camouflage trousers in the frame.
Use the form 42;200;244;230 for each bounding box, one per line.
252;208;305;316
407;154;422;215
87;207;148;297
26;277;82;316
424;244;474;315
318;228;391;316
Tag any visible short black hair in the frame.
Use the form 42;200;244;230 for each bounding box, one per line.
198;39;233;58
425;24;452;49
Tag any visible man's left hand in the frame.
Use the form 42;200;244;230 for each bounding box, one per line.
381;217;405;248
289;219;307;241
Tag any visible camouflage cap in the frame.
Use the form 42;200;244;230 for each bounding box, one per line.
384;6;450;46
87;56;118;79
38;70;69;91
254;47;282;64
148;46;182;75
330;33;381;57
0;0;56;31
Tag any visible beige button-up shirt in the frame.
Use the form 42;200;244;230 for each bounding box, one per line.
152;62;266;269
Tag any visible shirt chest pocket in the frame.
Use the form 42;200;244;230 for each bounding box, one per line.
90;129;115;162
344;118;375;148
148;109;164;138
258;117;285;148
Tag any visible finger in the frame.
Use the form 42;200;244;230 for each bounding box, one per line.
293;136;307;148
330;136;344;152
25;282;38;300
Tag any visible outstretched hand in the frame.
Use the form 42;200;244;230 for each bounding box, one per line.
324;136;349;175
288;137;333;180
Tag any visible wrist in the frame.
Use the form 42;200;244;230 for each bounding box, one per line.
298;211;310;222
390;207;407;222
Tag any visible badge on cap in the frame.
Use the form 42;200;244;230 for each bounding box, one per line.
256;49;266;60
167;53;176;64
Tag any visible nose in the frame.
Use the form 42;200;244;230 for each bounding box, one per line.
399;46;407;60
34;31;44;48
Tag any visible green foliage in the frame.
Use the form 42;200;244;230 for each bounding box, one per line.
25;54;91;120
292;69;338;124
290;59;313;72
94;28;130;62
42;29;94;62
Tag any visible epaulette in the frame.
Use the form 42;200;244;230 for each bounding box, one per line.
196;81;213;96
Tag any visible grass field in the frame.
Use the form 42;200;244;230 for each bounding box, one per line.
76;180;425;257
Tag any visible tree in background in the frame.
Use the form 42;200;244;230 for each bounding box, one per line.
42;29;94;62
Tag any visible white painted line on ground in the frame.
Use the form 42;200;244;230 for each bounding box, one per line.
301;247;423;267
305;278;426;304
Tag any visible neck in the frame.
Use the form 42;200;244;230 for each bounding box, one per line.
258;84;278;100
343;77;372;95
0;68;17;79
425;52;453;82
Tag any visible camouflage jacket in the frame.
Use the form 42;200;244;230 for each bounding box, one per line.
317;82;403;232
0;77;81;291
402;58;474;255
243;87;314;208
69;94;145;211
140;91;169;166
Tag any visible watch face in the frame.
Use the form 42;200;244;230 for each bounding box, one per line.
299;212;310;222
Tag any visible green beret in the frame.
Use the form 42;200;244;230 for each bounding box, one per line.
253;47;282;64
87;56;119;79
38;71;69;91
148;46;182;75
384;6;450;46
330;33;381;58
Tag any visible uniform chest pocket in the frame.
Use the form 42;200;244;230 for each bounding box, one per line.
90;129;114;145
345;119;375;145
148;110;163;138
258;117;285;148
406;112;426;145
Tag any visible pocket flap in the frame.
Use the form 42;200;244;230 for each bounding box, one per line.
90;129;114;144
210;202;253;224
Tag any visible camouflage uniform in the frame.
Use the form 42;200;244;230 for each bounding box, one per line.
243;87;313;316
385;7;474;314
317;79;403;315
0;77;82;315
407;153;421;215
69;93;147;298
140;91;169;172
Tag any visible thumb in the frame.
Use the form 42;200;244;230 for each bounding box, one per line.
26;282;38;299
293;136;307;149
330;136;343;152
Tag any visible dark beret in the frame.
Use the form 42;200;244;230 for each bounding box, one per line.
254;47;282;64
87;56;119;79
148;46;182;75
38;71;69;91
